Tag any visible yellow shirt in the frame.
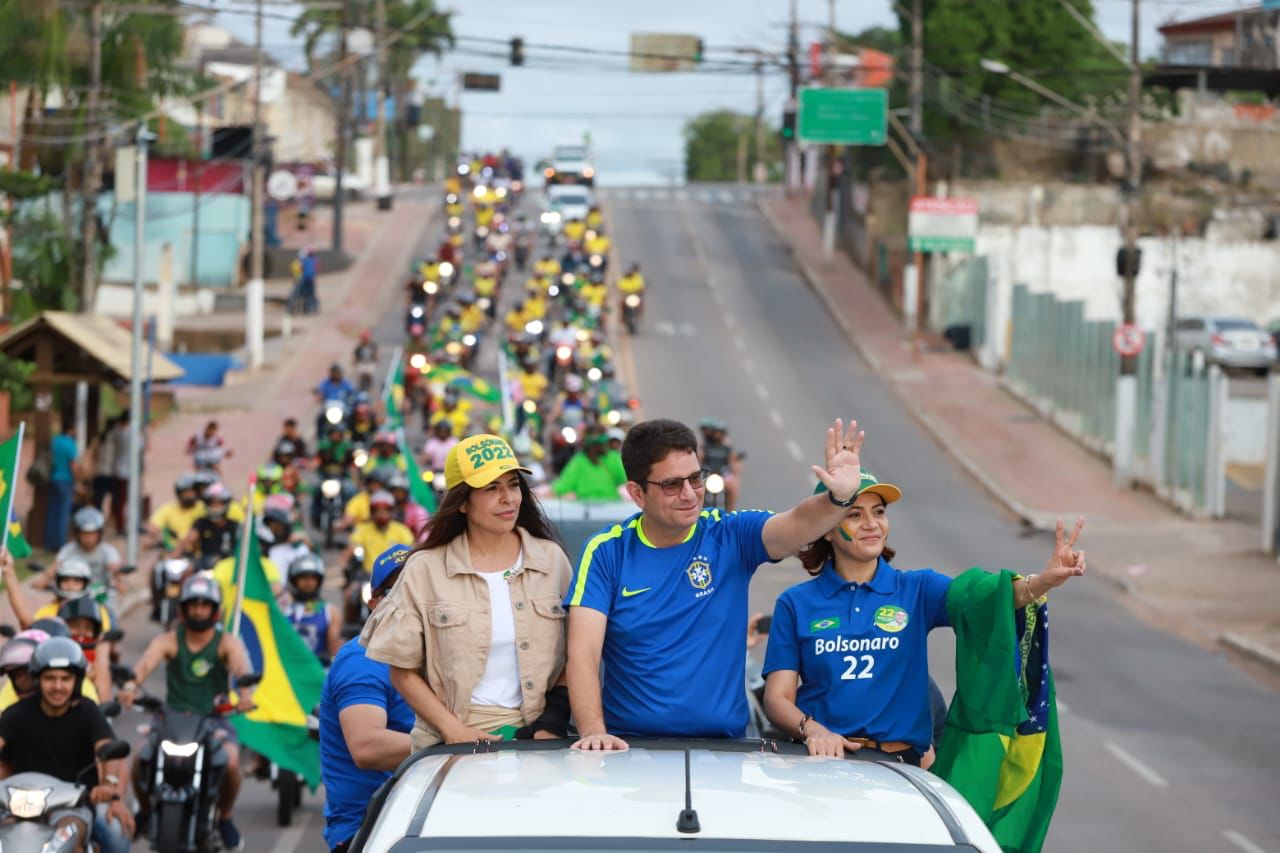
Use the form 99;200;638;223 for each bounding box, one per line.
149;501;205;541
563;221;586;242
534;259;560;278
506;310;527;335
431;405;472;437
212;555;282;607
522;295;548;322
349;521;414;570
518;371;549;401
619;273;646;294
581;282;607;308
0;675;98;711
475;206;495;227
420;262;441;281
585;235;610;256
34;600;113;632
344;492;371;525
586;210;603;229
474;276;497;298
460;305;486;333
227;502;246;524
444;176;462;195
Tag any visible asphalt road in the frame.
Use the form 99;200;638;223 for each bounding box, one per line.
603;183;1280;853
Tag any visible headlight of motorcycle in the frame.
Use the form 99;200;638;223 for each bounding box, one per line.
447;216;461;229
446;341;464;357
561;273;575;286
561;426;578;444
523;399;538;414
477;298;491;311
445;193;458;205
575;329;590;343
409;353;428;370
353;450;369;468
462;334;478;348
495;187;508;199
321;479;341;499
473;185;488;199
548;285;560;297
705;473;726;495
476;226;489;238
589;254;603;267
439;262;455;278
606;409;622;425
324;407;343;425
587;367;602;382
8;786;51;819
556;345;573;362
424;280;439;295
410;305;425;318
161;739;200;759
625;294;641;308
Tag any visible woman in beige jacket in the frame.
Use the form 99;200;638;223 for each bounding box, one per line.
361;434;573;749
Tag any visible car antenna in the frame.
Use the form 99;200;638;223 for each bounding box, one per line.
676;748;701;834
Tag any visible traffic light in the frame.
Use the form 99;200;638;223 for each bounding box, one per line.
510;37;525;67
781;107;796;140
1115;246;1142;278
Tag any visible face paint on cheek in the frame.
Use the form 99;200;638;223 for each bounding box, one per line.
837;523;855;542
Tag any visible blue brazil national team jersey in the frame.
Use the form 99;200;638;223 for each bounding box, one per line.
763;557;952;752
320;637;415;847
566;509;774;738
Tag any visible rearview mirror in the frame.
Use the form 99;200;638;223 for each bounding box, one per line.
118;564;138;575
110;664;134;687
96;739;130;762
0;624;14;639
98;700;122;719
235;672;262;689
102;628;124;643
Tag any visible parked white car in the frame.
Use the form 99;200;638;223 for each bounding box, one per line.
351;740;1001;853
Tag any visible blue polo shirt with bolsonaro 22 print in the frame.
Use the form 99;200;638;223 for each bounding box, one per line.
763;556;952;752
565;509;774;738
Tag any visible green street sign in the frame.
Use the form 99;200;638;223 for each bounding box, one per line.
797;88;888;145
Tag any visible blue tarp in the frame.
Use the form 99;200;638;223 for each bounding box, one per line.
164;353;242;386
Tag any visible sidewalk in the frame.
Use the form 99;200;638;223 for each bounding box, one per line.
760;193;1280;680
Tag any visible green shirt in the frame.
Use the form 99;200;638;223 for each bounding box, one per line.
166;625;229;714
552;450;626;502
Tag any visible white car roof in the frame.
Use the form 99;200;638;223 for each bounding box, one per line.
357;742;1000;852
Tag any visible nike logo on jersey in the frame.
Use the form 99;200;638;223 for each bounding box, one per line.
621;586;652;598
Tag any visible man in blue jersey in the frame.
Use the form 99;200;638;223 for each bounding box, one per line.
319;545;414;852
565;417;867;749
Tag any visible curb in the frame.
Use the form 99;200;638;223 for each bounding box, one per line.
1220;631;1280;672
756;197;1051;532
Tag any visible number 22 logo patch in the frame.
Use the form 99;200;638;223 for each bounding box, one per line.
873;605;909;633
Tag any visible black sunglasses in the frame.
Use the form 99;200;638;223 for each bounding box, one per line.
644;468;709;496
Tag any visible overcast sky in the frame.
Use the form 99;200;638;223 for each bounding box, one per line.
221;0;1259;185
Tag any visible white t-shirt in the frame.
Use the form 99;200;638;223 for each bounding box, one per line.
469;551;524;709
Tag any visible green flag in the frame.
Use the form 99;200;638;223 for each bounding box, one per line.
0;427;29;558
934;569;1063;853
227;513;327;788
383;359;405;429
447;371;501;404
397;429;437;513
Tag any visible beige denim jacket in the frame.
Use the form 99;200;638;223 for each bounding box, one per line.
360;527;572;740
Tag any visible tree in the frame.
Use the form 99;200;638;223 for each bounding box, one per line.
683;110;780;183
0;169;78;322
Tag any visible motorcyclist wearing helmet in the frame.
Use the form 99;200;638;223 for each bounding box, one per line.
342;491;413;575
264;502;310;574
363;431;403;475
315;363;356;407
39;506;123;602
248;463;284;515
176;483;241;571
0;636;135;851
348;397;378;446
0;627;50;710
316;422;354;478
430;386;472;438
283;554;341;662
699;418;745;513
58;596;115;701
4;548;115;632
147;473;205;549
353;330;379;392
339;465;390;532
120;576;256;850
276;417;310;463
210;521;286;607
385;471;429;540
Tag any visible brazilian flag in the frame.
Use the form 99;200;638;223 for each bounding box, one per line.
226;514;327;788
447;371;501;404
396;428;437;513
0;429;31;558
934;569;1063;853
383;359;406;429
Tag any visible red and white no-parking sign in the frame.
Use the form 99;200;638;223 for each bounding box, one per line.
1112;323;1145;357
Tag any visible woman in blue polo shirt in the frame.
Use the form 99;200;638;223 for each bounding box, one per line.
762;471;1085;767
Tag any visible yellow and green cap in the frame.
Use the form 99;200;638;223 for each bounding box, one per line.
813;470;903;505
444;434;532;491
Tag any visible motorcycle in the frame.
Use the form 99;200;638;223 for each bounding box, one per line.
514;236;531;271
128;670;262;853
261;709;320;827
315;398;349;442
0;736;131;853
622;292;643;335
154;557;192;627
342;546;369;630
315;474;349;550
406;301;428;334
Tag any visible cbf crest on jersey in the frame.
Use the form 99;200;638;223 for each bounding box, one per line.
686;557;712;590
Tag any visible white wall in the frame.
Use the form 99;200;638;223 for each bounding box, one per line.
977;223;1280;366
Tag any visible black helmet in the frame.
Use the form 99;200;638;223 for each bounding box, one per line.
30;636;88;697
179;575;222;631
57;596;103;638
29;618;71;639
175;473;200;497
287;554;326;601
263;507;292;530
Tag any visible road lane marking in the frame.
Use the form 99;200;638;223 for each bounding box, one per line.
654;320;675;336
268;807;315;853
1222;830;1268;853
786;439;805;462
770;409;784;428
1103;741;1169;788
755;382;769;401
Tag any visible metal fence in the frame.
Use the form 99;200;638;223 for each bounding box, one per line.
930;256;989;353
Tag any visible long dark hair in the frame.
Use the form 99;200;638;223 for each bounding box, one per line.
417;473;563;552
798;538;897;576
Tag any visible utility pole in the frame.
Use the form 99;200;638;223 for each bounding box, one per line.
752;58;766;184
373;0;392;209
79;0;104;312
785;0;799;195
821;0;838;255
1114;0;1142;485
246;0;266;370
910;0;923;136
125;122;149;568
333;0;352;253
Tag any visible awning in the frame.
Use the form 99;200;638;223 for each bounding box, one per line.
0;310;185;383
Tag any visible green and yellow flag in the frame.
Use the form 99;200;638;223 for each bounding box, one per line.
227;513;326;788
447;371;501;404
934;569;1063;853
383;359;406;429
396;429;437;513
0;427;30;559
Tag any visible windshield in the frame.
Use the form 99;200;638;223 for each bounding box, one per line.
554;194;589;207
554;145;589;160
1214;319;1259;332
